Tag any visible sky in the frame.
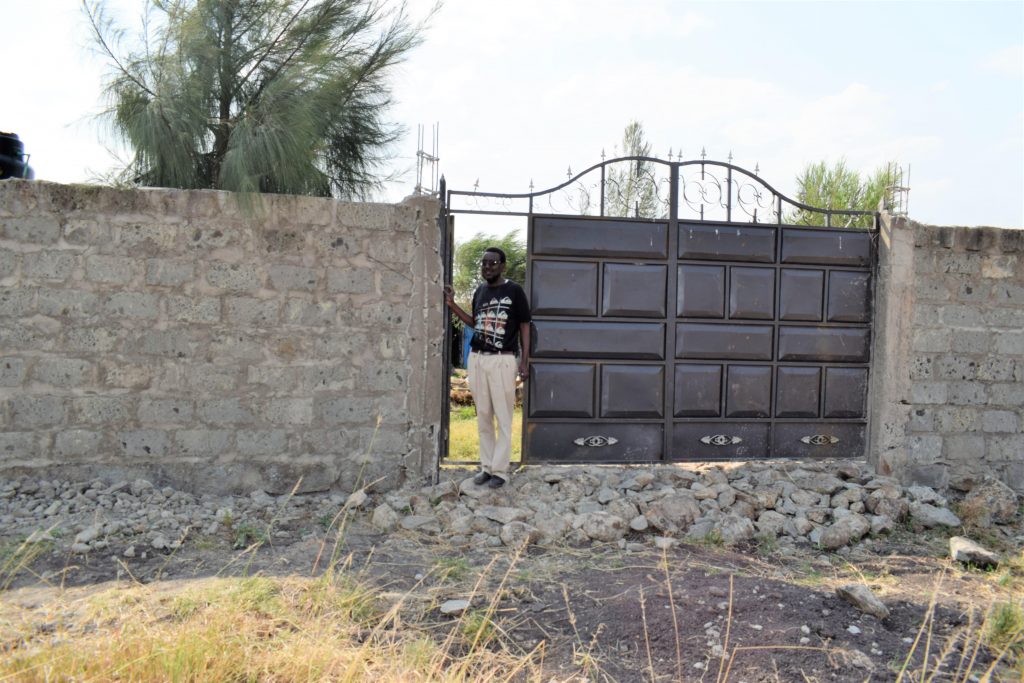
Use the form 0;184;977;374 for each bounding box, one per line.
3;0;1023;239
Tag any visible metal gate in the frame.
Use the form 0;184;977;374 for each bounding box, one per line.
442;157;877;464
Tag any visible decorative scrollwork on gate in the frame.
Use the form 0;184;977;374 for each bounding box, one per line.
700;435;743;446
800;435;840;445
574;436;619;447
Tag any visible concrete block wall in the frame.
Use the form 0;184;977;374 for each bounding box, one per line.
870;213;1024;493
0;180;443;494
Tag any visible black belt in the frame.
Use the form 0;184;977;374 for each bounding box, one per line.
473;349;515;355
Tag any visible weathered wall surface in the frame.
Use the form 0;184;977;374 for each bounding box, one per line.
870;213;1024;493
0;180;442;494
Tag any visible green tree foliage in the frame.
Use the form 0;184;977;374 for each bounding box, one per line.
604;120;663;219
453;231;526;306
789;159;896;227
84;0;428;198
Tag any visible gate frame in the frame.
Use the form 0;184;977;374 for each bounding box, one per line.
438;157;880;466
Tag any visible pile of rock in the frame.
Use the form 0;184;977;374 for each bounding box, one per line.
1;461;1019;559
370;462;1021;554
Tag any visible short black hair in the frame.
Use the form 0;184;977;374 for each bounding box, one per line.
484;246;507;264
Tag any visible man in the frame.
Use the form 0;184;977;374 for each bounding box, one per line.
444;247;531;489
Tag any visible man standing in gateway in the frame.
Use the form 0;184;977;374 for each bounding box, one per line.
444;247;531;489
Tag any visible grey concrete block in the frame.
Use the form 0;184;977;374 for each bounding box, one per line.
0;216;61;243
101;362;154;389
907;434;943;463
948;382;987;405
10;395;67;427
146;259;195;286
138;399;194;424
206;261;262;291
0;249;18;278
951;330;992;353
369;238;415;264
988;435;1024;461
237;430;288;456
989;383;1024;406
85;255;138;284
72;396;131;424
268;264;318;291
982;410;1019;433
199;398;255;425
992;283;1024;304
63;219;113;248
301;428;359;454
944;434;986;459
908;408;935;432
298;364;355;391
174;429;232;456
912;329;950;353
909;355;933;380
976;358;1016;381
182;365;240;393
262;398;313;425
103;292;160;319
118;430;171;457
167;295;221;323
953;281;990;303
353;302;408;327
132;330;195;357
65;327;124;353
0;431;39;458
986;308;1024;329
37;289;98;317
226;296;279;325
246;365;298;391
359;362;409;390
910;382;948;405
936;253;981;275
55;429;104;457
316;396;376;424
282;299;337;326
22;251;76;280
0;357;27;386
0;289;35;317
940;305;985;328
381;269;413;296
935;407;979;433
31;358;95;387
327;267;374;294
936;357;977;381
0;323;56;352
912;304;941;327
310;331;369;359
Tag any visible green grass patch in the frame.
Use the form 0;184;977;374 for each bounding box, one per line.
447;405;523;462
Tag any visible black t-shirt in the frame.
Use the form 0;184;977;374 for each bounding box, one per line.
470;280;532;354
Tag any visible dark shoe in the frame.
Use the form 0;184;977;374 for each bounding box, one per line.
486;476;506;489
473;471;492;486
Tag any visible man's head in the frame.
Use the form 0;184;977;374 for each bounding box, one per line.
480;246;507;284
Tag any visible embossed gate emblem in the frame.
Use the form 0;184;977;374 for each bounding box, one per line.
574;436;619;447
700;435;743;446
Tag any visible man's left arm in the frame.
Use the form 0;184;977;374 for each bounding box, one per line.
518;322;530;378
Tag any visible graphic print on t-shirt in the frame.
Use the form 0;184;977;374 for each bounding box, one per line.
476;295;513;349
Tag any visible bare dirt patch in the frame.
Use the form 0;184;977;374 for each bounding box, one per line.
2;504;1022;682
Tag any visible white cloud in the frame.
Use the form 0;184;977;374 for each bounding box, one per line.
981;44;1023;76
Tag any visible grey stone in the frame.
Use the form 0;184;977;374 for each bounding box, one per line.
534;515;570;543
400;515;440;533
439;599;470;616
327;267;374;294
836;584;889;620
653;536;677;550
629;514;649;531
22;250;76;280
477;505;530;524
103;292;160;319
10;395;66;426
146;258;194;286
0;357;28;386
755;510;787;537
206;262;262;291
645;492;700;534
907;486;945;506
820;513;871;549
910;502;961;528
718;515;755;545
949;536;1000;568
500;521;539;547
32;358;95;387
869;515;895;535
167;296;221;323
85;255;138;284
0;289;35;317
963;478;1019;526
580;511;627;543
268;264;318;291
226;297;279;325
794;474;845;495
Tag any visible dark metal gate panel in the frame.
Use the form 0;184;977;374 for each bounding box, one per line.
445;157;877;465
525;216;873;463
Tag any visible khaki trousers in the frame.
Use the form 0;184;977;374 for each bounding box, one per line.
467;351;517;478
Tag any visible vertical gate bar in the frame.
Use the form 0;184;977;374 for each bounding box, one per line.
776;195;783;225
664;162;680;461
600;164;606;217
438;177;451;479
726;166;733;222
521;207;534;464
